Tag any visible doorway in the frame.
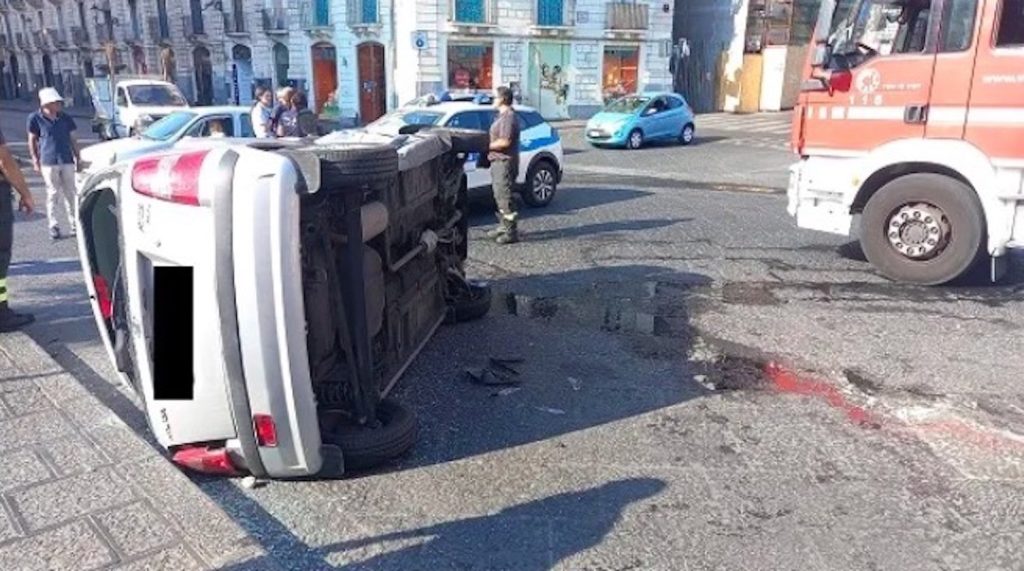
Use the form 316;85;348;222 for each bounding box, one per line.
527;43;570;120
42;54;55;88
132;46;148;75
357;42;386;123
311;42;337;114
192;46;213;105
273;42;290;87
9;55;20;98
231;44;254;105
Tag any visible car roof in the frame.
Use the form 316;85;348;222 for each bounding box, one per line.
166;106;251;115
639;92;681;99
120;79;176;87
403;102;541;115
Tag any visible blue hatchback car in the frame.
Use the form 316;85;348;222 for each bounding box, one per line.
585;93;696;150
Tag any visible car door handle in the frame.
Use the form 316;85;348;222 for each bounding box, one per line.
904;104;929;125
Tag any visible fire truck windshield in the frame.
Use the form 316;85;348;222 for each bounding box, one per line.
824;0;931;68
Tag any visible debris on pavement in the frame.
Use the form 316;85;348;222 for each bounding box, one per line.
535;406;566;415
492;387;522;398
465;355;525;387
567;376;582;391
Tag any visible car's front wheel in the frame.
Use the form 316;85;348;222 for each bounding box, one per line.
522;161;558;207
627;129;644;150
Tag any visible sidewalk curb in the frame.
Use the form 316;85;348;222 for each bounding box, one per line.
0;331;279;570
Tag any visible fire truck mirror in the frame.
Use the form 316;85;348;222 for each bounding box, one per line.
811;44;831;69
828;69;852;93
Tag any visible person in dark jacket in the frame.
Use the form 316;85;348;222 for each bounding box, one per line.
0;125;36;331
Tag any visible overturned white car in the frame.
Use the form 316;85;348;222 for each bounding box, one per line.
76;130;490;478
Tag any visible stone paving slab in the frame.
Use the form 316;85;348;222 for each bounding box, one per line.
0;331;277;570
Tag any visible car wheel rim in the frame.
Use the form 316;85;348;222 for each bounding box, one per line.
683;127;694;143
630;132;642;148
885;202;951;260
532;169;555;202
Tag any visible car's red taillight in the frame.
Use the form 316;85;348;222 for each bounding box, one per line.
253;414;278;447
93;274;113;320
171;445;241;476
131;150;210;206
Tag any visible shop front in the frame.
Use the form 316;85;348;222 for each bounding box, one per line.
602;45;639;103
447;43;493;92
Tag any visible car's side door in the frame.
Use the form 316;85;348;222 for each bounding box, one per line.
664;95;688;137
639;97;669;139
445;111;489;188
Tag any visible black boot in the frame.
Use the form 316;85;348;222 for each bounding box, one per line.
0;302;34;333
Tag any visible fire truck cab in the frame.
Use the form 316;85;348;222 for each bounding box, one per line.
788;0;1024;284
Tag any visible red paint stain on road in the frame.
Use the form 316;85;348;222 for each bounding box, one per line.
763;361;879;427
913;419;1024;454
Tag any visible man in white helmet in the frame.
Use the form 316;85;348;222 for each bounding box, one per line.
27;87;83;241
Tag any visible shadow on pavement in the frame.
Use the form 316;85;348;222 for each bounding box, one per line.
8;257;81;276
386;265;713;471
324;478;667;570
467;186;655;222
522;217;691;242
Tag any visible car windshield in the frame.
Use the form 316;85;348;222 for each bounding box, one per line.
127;85;188;106
141;111;196;141
367;110;445;133
604;96;649;114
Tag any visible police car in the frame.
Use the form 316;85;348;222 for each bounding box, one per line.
356;93;564;208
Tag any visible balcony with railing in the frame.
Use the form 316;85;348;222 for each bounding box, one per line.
261;7;288;35
606;1;649;37
300;1;332;32
448;0;497;31
70;26;89;47
347;0;379;29
532;0;574;35
183;13;206;39
95;24;114;44
147;15;171;43
43;28;69;49
223;11;247;35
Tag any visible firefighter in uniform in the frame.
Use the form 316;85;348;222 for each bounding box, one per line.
0;125;36;331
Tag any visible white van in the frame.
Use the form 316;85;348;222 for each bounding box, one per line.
86;76;190;140
75;133;490;478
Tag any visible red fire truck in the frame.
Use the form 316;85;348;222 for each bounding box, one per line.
788;0;1023;284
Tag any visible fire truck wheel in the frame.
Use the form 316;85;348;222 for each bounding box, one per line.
316;144;400;189
860;173;985;286
329;399;418;471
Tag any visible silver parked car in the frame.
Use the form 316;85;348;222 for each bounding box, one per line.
76;131;490;478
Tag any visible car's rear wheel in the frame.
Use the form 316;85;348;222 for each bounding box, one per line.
522;161;558;208
679;123;695;146
321;399;418;472
860;173;985;285
315;144;399;188
627;129;644;150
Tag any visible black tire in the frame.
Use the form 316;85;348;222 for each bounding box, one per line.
627;129;644;150
521;160;558;208
679;123;695;146
315;144;399;188
448;282;493;323
860;173;985;286
326;399;418;471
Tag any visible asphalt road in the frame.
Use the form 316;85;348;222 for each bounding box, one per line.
3;109;1023;570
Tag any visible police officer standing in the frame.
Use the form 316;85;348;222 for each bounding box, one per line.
486;86;521;245
0;125;36;331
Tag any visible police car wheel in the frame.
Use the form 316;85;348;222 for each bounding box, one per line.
860;173;985;286
324;399;418;471
316;144;400;189
522;161;558;208
627;129;644;150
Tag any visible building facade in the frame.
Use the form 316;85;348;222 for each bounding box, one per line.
1;0;675;123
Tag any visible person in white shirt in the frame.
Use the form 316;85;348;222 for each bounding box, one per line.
251;87;275;138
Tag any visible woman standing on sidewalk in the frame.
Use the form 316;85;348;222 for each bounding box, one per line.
0;125;36;331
